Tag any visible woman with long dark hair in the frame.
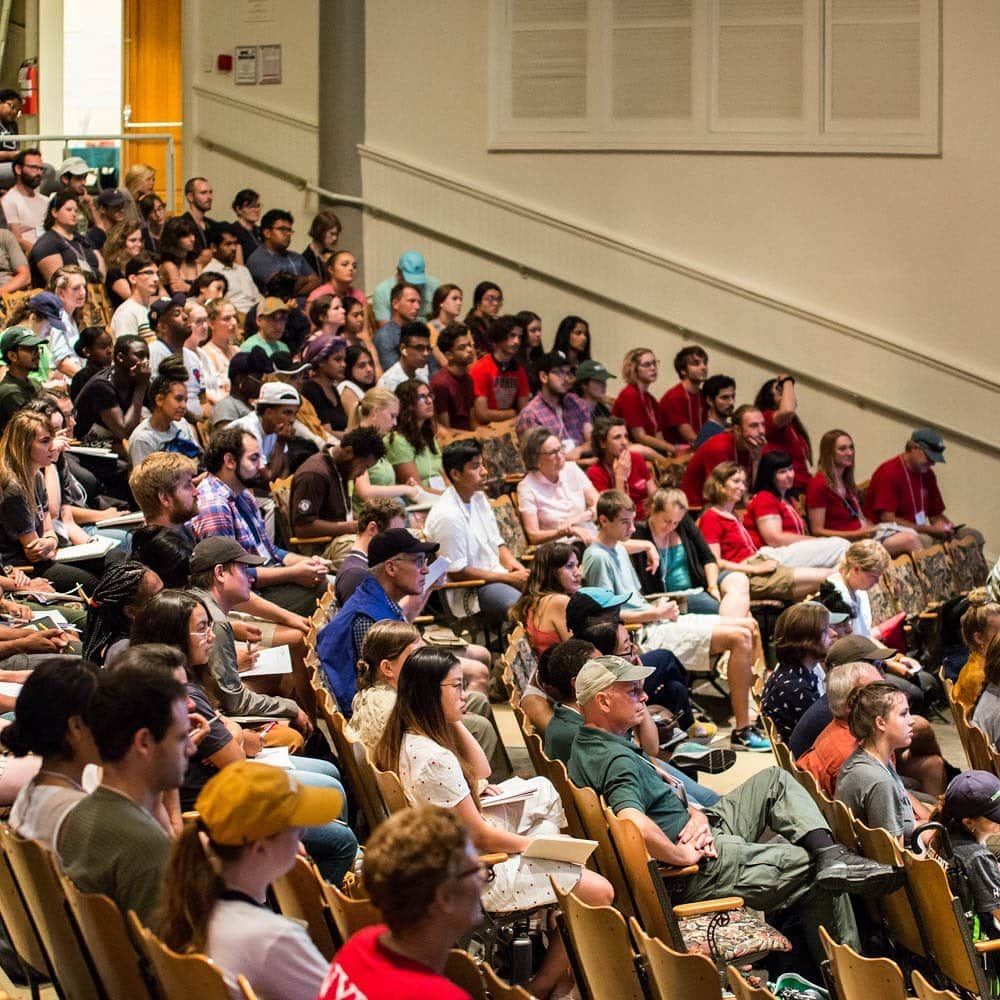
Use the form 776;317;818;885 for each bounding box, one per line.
509;541;582;655
338;344;377;422
374;645;612;998
132;590;359;883
427;283;463;374
745;450;848;568
552;315;591;371
30;190;103;286
158;215;201;294
383;379;444;492
463;281;502;355
102;220;144;308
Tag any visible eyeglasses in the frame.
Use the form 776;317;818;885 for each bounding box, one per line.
136;268;158;277
392;554;428;569
482;294;503;304
538;447;563;457
455;861;496;884
415;393;433;402
271;225;294;233
441;678;467;692
190;621;213;636
638;359;659;367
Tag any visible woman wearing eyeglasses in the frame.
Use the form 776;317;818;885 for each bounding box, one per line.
131;591;359;885
463;281;503;356
375;645;613;999
611;347;677;458
380;379;445;495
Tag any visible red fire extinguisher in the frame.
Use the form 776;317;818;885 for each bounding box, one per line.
18;59;37;116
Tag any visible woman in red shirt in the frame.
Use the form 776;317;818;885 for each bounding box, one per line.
743;451;847;568
754;375;812;491
806;429;921;556
611;347;676;457
586;416;657;520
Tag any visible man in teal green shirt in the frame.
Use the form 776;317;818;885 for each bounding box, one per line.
568;655;904;963
239;297;290;357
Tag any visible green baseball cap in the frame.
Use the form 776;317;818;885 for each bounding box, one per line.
0;327;45;357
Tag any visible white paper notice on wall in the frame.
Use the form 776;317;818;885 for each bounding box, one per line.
235;46;257;85
244;0;275;22
258;45;282;85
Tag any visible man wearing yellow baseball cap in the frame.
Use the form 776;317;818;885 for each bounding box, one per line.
158;760;343;1000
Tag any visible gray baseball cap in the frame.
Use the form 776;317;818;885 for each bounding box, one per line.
575;655;653;706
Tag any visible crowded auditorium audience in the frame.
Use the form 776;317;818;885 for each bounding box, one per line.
0;160;992;1000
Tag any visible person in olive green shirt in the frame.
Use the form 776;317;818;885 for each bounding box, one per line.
0;327;42;432
567;655;905;965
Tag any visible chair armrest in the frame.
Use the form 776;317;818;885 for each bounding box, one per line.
442;579;487;589
479;852;509;867
656;863;700;878
413;615;434;625
672;896;745;918
975;938;1000;953
289;535;333;545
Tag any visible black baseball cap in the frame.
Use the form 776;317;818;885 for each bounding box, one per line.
943;770;1000;824
148;293;187;327
537;350;572;374
228;346;275;380
368;528;439;568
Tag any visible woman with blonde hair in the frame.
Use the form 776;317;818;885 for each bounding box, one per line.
349;387;420;506
201;297;239;396
954;590;1000;709
0;410;100;591
807;429;920;556
123;163;156;202
48;265;89;376
102;220;144;308
610;347;676;457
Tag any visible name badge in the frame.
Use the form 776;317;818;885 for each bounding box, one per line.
561;438;576;453
915;510;928;526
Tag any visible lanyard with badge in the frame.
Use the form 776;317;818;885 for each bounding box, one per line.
899;456;927;525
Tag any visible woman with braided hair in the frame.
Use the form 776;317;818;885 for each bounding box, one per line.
81;561;163;665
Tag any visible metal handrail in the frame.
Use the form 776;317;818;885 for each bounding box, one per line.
193;133;1000;459
14;132;177;211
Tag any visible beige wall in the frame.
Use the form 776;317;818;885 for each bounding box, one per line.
182;0;320;221
362;0;1000;554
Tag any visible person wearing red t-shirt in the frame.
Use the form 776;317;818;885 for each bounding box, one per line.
807;429;921;556
864;429;963;543
754;375;812;491
430;322;477;430
658;345;708;446
469;315;530;425
320;805;482;1000
680;404;767;508
742;450;847;568
587;416;656;520
611;347;676;457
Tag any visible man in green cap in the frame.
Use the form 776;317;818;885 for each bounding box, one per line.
0;327;43;431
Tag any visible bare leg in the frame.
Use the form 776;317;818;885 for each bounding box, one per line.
719;572;751;618
883;531;922;556
710;624;754;729
790;567;834;600
458;654;490;696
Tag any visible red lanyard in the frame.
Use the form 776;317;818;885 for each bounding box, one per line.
781;498;807;535
899;456;925;516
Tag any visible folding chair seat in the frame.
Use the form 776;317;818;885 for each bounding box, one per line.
630;918;723;1000
819;924;908;1000
911;969;962;1000
480;959;534;999
727;965;779;1000
0;827;52;999
444;949;487;999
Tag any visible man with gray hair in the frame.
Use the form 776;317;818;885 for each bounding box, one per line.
796;661;882;796
567;654;901;964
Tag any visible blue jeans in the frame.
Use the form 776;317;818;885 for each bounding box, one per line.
290;757;359;884
664;761;720;808
477;582;521;626
640;649;693;730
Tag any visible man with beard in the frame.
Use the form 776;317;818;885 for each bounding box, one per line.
129;453;200;533
147;293;206;422
1;149;49;251
680;404;768;508
180;176;220;266
190;427;330;615
694;375;737;448
515;349;592;459
202;224;261;314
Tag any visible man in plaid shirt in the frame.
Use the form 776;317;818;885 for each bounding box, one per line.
190;426;330;615
515;350;592;460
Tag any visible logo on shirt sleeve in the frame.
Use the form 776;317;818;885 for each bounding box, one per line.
298;499;312;513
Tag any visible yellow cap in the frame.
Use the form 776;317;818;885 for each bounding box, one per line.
194;760;343;846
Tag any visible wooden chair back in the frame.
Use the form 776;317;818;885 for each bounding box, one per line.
541;754;589;842
480;960;534;999
237;977;260;1000
910;970;961;1000
630;918;722;1000
501;624;537;700
321;699;387;832
566;780;634;916
60;874;154;1000
603;806;683;947
827;796;859;851
372;763;409;815
270;856;338;959
852;818;925;958
444;949;487;1000
966;719;997;774
727;965;778;1000
0;826;102;1000
128;912;233;1000
550;881;646;1000
0;827;52;985
944;678;975;768
902;850;991;997
320;881;382;945
818;924;908;1000
518;712;548;778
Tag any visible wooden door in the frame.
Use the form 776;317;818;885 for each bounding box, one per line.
122;0;182;210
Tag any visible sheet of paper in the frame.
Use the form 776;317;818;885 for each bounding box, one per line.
68;445;116;459
480;776;536;809
423;556;452;594
12;589;86;604
239;644;293;677
254;746;294;770
33;609;69;627
53;537;116;562
0;682;22;698
93;511;145;528
522;836;599;866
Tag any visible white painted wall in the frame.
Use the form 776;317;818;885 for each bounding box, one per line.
182;0;320;222
361;0;1000;554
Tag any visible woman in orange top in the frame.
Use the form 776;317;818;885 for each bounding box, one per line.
954;589;1000;709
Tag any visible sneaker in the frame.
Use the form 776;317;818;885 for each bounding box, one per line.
686;719;718;743
731;726;771;752
814;844;906;897
669;746;737;774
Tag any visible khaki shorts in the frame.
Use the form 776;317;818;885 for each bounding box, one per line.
746;560;797;600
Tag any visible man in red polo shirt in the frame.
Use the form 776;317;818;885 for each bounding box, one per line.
659;345;708;446
864;428;958;543
681;405;767;507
